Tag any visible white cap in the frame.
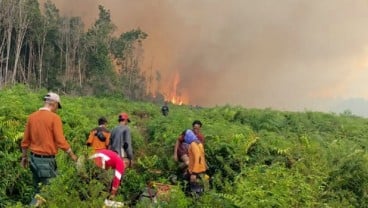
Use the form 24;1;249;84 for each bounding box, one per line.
44;92;62;109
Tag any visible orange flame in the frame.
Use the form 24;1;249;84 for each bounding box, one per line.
164;72;188;105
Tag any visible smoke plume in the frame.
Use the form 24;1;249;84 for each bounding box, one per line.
45;0;368;111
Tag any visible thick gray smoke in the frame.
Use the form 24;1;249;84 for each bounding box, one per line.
46;0;368;113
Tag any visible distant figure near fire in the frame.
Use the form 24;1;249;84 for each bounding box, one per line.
161;102;169;116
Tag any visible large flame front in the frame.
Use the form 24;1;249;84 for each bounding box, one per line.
164;72;188;105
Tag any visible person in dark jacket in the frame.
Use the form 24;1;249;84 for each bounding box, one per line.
109;113;133;168
161;102;169;116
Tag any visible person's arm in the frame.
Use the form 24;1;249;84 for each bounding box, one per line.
174;134;185;161
86;130;94;147
53;116;77;161
66;148;78;162
105;132;111;149
174;139;180;161
108;130;116;151
124;129;133;166
20;148;28;168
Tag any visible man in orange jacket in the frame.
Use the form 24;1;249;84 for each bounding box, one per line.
20;92;78;206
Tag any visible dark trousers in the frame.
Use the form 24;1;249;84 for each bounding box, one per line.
29;154;57;194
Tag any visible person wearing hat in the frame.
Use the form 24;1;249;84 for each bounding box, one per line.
20;92;78;206
109;112;133;168
86;117;111;153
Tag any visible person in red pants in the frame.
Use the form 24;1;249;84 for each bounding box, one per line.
89;149;125;199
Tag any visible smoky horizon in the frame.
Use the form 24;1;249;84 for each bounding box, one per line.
45;0;368;113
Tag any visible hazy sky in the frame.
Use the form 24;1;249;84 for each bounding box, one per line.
47;0;368;112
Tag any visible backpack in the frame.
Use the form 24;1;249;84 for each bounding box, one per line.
95;129;106;142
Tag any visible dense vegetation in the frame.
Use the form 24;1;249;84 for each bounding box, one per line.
0;0;161;101
3;1;368;207
2;85;368;207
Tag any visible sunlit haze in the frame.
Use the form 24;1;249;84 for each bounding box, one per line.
45;0;368;116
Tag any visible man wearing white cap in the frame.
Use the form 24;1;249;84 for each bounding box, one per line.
20;92;78;206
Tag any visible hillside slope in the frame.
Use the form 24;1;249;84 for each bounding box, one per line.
2;85;368;207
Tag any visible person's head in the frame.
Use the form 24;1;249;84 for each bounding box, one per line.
98;117;108;126
43;92;62;112
192;120;202;134
118;112;131;124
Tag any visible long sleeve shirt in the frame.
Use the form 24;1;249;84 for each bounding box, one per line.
86;126;111;152
21;108;71;155
90;149;125;191
109;125;133;160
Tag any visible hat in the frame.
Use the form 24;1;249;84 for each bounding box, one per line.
184;129;199;144
118;112;131;123
44;92;62;109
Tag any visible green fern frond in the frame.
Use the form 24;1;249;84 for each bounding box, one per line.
217;193;243;208
245;133;258;154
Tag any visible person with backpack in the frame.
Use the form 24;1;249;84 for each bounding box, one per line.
86;117;111;153
20;92;78;206
109;112;133;168
173;120;204;174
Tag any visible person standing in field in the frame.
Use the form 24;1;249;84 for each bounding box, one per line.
184;129;207;193
86;117;111;153
161;102;169;116
20;92;78;206
109;112;133;168
173;120;204;174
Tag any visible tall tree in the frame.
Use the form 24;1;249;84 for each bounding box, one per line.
0;0;15;85
23;0;42;85
67;17;84;88
41;0;63;90
11;0;33;84
0;1;152;101
33;0;59;88
111;29;147;99
84;5;116;95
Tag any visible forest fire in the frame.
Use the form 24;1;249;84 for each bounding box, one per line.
164;72;188;105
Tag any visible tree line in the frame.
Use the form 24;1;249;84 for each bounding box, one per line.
0;0;162;101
